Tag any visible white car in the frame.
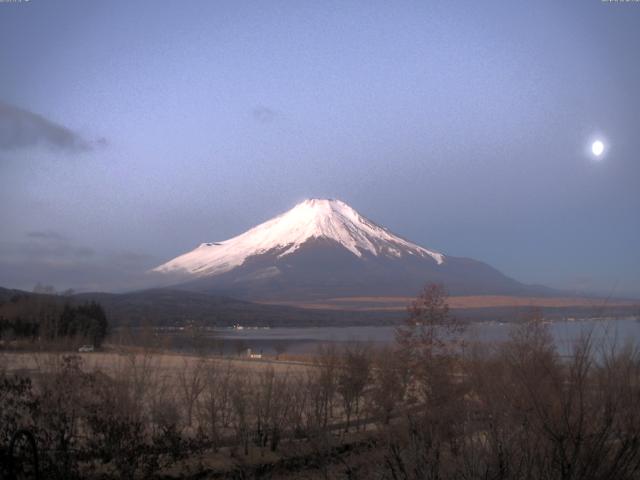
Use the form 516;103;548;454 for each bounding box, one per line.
78;345;95;353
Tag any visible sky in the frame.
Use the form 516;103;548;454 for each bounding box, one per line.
0;0;639;297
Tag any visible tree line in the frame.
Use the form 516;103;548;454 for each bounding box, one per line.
0;294;108;347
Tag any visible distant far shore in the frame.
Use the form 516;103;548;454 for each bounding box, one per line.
260;294;640;311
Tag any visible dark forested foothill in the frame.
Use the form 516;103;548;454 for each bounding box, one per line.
0;294;108;347
56;302;108;346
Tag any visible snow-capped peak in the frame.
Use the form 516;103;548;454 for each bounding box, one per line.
153;198;444;277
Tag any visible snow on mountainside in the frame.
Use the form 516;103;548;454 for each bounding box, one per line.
154;199;444;277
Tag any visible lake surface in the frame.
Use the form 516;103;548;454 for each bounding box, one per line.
204;317;640;356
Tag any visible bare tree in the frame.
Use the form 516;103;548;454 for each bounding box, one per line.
286;372;311;438
337;343;371;431
395;283;464;406
197;360;234;451
234;340;249;357
273;339;290;360
251;366;292;453
230;374;250;455
369;347;406;425
309;344;339;430
177;356;206;428
396;284;463;359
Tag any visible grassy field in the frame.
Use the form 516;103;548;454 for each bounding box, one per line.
0;349;315;389
261;294;640;311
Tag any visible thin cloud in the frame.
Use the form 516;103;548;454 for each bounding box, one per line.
251;105;278;124
13;242;95;260
108;251;158;268
0;240;160;292
0;232;96;260
26;230;69;241
0;101;103;152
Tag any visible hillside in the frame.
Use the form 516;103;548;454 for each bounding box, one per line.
154;199;553;300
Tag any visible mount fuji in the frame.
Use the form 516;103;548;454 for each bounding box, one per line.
153;199;545;300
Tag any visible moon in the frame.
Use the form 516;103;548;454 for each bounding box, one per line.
591;140;604;157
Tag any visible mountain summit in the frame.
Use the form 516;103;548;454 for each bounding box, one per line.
154;199;538;300
154;198;443;277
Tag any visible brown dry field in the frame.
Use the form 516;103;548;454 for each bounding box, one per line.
0;350;313;377
261;295;640;311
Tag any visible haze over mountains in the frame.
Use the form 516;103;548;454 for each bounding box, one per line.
154;199;552;301
2;199;637;327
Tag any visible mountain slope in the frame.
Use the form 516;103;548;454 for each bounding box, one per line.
153;199;546;300
155;199;443;278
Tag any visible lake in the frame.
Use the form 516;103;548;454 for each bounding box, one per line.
203;317;640;356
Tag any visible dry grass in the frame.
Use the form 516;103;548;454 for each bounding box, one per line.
0;349;313;377
260;295;640;311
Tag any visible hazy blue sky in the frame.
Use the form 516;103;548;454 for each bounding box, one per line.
1;0;639;296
